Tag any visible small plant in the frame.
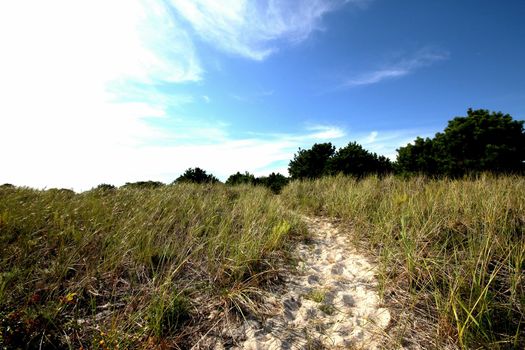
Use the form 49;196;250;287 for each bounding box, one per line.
319;303;336;315
304;289;325;303
148;293;190;337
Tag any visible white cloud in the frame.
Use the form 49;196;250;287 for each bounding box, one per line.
306;125;346;139
0;0;380;191
0;0;203;190
0;118;347;190
123;123;365;185
0;0;203;139
344;48;449;87
346;69;409;86
363;131;378;143
356;129;430;160
170;0;351;60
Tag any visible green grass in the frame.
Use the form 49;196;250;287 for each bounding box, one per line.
282;174;525;349
2;175;524;349
304;288;326;303
0;183;304;348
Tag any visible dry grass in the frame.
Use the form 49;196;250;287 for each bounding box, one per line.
282;174;525;349
2;175;523;349
0;183;304;348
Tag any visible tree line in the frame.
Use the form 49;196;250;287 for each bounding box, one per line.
83;108;523;194
290;108;524;179
108;168;289;194
396;109;525;176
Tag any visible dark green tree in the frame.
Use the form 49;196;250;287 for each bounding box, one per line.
288;143;335;179
397;109;525;176
396;137;438;175
225;171;256;185
329;142;393;177
437;109;525;175
174;167;220;184
255;172;289;194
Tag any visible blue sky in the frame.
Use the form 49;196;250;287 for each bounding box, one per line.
1;0;524;190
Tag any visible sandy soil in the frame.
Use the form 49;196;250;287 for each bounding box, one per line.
223;216;392;349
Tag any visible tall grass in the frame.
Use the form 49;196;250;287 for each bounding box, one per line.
282;175;525;349
0;184;303;348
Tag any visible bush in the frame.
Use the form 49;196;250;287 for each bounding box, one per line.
174;167;220;184
255;172;289;194
93;183;117;191
122;181;165;189
226;171;256;185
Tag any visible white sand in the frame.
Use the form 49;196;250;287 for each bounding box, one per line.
230;216;392;349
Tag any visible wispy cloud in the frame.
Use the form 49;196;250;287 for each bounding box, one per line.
0;0;373;191
356;129;433;159
147;123;348;181
306;125;346;139
169;0;355;60
344;48;450;87
0;118;344;190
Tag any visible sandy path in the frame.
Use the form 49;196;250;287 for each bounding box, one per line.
230;216;391;349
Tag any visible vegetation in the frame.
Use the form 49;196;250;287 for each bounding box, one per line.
288;141;393;179
282;175;525;349
121;181;165;189
288;142;335;179
174;167;220;184
289;110;524;179
225;171;256;185
0;184;303;348
330;141;393;177
397;109;525;176
225;171;289;194
93;183;117;191
1;108;524;348
254;172;289;194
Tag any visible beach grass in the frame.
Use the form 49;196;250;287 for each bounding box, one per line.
0;183;303;348
282;174;525;349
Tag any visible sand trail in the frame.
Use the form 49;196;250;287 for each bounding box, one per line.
231;216;391;349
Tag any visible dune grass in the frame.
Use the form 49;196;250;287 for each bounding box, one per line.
0;184;303;349
2;175;523;349
282;174;525;349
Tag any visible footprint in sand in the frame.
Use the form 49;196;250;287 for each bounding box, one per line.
229;216;392;350
342;294;356;307
307;275;320;285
